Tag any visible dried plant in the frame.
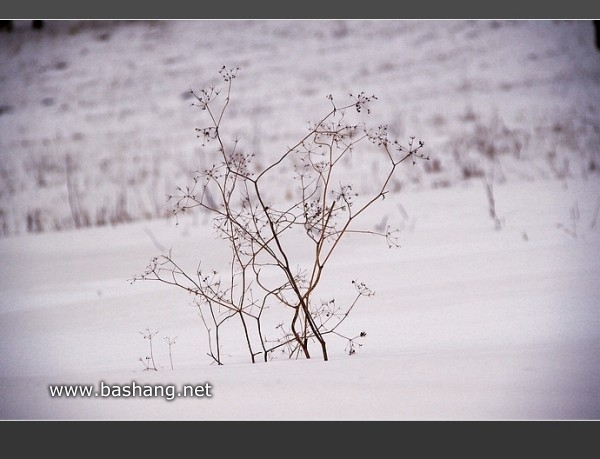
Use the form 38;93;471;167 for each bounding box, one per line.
138;328;159;371
132;66;428;364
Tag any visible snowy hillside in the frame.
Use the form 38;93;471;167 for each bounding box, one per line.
1;20;599;420
1;20;599;236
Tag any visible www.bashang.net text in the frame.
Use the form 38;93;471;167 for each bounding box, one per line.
48;381;212;402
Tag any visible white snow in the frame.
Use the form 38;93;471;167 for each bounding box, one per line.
1;20;599;420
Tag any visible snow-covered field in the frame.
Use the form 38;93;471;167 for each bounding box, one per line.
1;20;599;420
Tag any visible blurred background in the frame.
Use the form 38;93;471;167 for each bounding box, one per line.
1;20;598;237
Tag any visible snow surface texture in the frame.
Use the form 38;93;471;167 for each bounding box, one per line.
1;20;599;420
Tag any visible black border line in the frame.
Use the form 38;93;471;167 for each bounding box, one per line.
1;1;599;20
